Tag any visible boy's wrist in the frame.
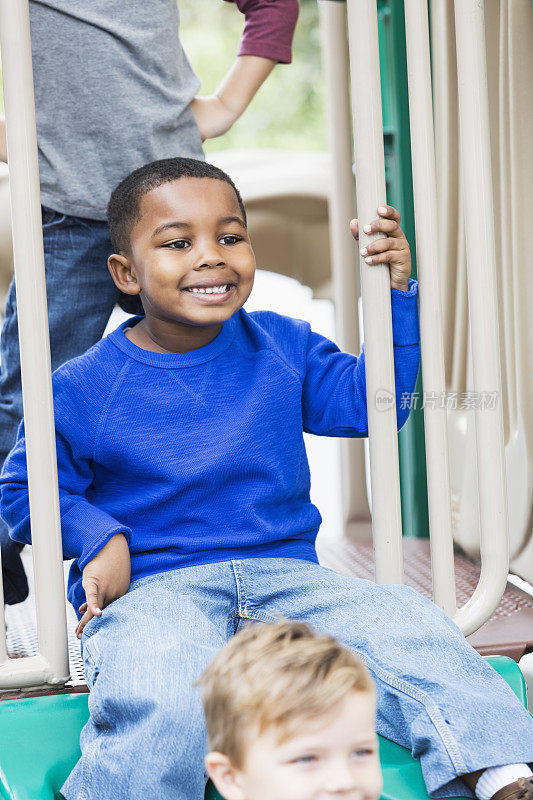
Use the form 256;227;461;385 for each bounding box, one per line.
392;281;410;293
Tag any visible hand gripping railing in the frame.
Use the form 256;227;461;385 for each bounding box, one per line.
0;0;70;688
345;0;404;585
321;0;510;635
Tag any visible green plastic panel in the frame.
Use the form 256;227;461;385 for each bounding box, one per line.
377;0;430;538
0;693;88;800
0;658;527;800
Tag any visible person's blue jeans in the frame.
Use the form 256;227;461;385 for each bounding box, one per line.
0;207;119;604
63;558;533;800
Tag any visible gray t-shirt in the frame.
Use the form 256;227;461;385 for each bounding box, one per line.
29;0;204;221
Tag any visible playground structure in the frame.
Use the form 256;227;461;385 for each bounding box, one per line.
0;0;532;798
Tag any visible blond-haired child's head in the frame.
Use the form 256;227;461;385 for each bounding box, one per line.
199;620;382;800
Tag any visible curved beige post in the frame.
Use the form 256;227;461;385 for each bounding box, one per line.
430;1;533;589
317;0;371;540
403;1;456;618
0;0;69;687
452;0;509;636
345;0;403;583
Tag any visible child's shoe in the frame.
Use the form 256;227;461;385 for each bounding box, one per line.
491;777;533;800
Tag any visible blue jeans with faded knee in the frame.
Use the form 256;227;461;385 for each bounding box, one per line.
0;208;118;604
63;558;533;800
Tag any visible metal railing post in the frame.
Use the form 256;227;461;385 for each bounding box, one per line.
345;0;403;583
404;0;456;618
452;0;509;636
0;0;69;687
317;0;371;538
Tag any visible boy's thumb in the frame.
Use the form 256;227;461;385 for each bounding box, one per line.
84;578;102;615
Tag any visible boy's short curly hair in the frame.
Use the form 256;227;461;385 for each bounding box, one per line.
107;157;247;315
198;620;374;768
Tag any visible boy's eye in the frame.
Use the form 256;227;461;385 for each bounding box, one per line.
165;240;189;250
163;237;241;249
219;235;242;245
292;754;318;765
351;748;374;759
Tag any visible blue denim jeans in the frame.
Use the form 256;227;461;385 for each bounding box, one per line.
0;208;119;604
63;558;533;800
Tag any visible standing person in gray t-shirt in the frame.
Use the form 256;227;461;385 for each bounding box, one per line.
0;0;299;606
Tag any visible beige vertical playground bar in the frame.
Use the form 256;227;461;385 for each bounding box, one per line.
345;0;404;584
451;0;509;635
324;0;510;633
317;0;371;540
403;0;457;619
403;0;509;635
0;0;70;687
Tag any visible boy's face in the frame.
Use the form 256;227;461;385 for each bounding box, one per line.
111;177;255;329
207;690;382;800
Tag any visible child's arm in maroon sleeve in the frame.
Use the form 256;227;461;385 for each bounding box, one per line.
191;0;299;141
228;0;300;64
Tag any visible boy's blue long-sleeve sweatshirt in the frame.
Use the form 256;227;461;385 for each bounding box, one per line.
0;282;420;615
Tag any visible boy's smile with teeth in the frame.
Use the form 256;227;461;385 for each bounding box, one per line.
187;285;228;293
183;283;236;298
108;177;255;354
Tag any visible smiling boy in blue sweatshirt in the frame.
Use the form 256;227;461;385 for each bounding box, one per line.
1;158;532;800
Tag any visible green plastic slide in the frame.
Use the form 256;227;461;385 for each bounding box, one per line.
0;656;527;800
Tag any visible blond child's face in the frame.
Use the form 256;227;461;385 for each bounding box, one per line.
206;690;382;800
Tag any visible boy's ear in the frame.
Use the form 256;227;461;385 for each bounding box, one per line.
205;752;247;800
107;253;141;299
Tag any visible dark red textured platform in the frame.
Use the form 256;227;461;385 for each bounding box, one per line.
318;537;533;662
